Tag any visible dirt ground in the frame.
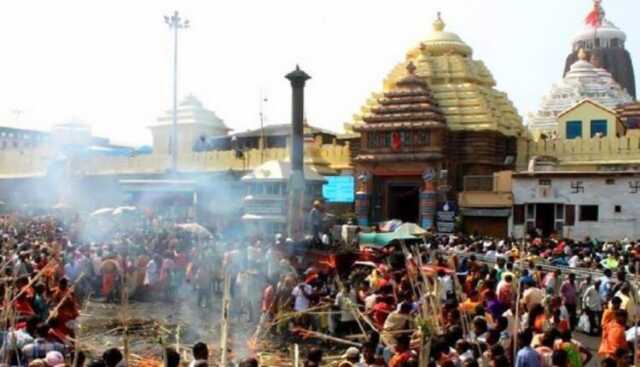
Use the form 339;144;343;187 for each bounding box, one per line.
77;293;257;364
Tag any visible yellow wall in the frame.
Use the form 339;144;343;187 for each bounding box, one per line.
0;142;352;178
558;102;620;140
516;134;640;171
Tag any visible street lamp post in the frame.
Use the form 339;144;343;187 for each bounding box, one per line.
164;11;189;172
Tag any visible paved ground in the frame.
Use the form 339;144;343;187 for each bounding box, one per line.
575;332;601;367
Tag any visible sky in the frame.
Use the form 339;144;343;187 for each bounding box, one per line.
0;0;637;146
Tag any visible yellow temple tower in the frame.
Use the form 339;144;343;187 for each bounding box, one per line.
351;13;524;138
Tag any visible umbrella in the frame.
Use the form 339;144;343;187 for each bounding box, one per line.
379;219;402;232
176;223;212;237
112;206;137;216
359;222;426;248
394;223;427;236
90;208;114;217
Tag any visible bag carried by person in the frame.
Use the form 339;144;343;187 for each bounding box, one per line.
577;312;590;333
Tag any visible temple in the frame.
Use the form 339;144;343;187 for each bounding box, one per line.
350;14;524;229
528;48;633;138
353;62;446;228
563;0;636;98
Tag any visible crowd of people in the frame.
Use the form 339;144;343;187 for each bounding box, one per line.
1;211;640;367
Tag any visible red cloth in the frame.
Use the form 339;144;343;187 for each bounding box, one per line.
391;132;401;150
586;5;602;27
389;351;413;367
14;299;35;317
102;272;117;298
51;287;79;324
371;302;392;329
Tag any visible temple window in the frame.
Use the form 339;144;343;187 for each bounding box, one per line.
383;133;391;147
566;120;582;139
415;131;431;146
590;120;608;137
400;131;412;145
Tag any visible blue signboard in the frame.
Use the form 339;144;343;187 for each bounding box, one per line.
323;176;355;203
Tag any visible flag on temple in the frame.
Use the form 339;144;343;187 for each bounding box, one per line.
585;0;603;27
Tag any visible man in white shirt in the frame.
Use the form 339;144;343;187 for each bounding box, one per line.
582;279;602;335
292;282;313;312
522;282;545;312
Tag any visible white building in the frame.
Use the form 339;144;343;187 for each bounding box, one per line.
150;94;230;155
241;160;326;237
527;50;632;138
511;171;640;241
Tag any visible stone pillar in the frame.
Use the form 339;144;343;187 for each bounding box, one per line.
420;170;437;230
285;65;311;240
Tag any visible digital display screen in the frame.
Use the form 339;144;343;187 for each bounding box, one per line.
322;176;355;203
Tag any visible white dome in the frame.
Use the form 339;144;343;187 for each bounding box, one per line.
156;94;229;133
573;19;626;48
528;56;632;135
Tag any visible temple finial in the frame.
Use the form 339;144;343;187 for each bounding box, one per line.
406;61;417;75
433;12;445;31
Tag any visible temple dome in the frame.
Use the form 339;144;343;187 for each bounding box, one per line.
353;13;523;137
564;1;635;98
419;13;472;57
156;94;230;133
573;17;626;50
528;51;632;136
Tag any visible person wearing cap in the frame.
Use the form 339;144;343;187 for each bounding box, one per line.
45;351;64;367
339;347;363;367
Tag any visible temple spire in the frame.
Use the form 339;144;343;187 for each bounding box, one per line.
433;12;445;31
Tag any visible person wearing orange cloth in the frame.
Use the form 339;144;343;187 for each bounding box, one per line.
601;297;623;329
599;309;628;358
14;291;36;317
100;255;121;303
50;278;79;327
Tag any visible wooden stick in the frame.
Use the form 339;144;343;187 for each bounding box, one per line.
293;344;300;367
293;328;363;347
334;276;369;341
10;262;54;304
220;272;231;367
512;239;525;365
635;261;639;367
73;293;91;367
122;256;130;367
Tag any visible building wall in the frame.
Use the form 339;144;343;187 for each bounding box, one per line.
557;102;620;140
0;144;352;177
517;135;640;171
512;175;640;240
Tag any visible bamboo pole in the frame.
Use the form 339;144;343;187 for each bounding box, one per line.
334;276;369;341
121;258;130;367
220;272;231;367
512;238;525;365
293;328;363;347
72;293;91;367
10;262;54;304
293;344;300;367
634;261;639;367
